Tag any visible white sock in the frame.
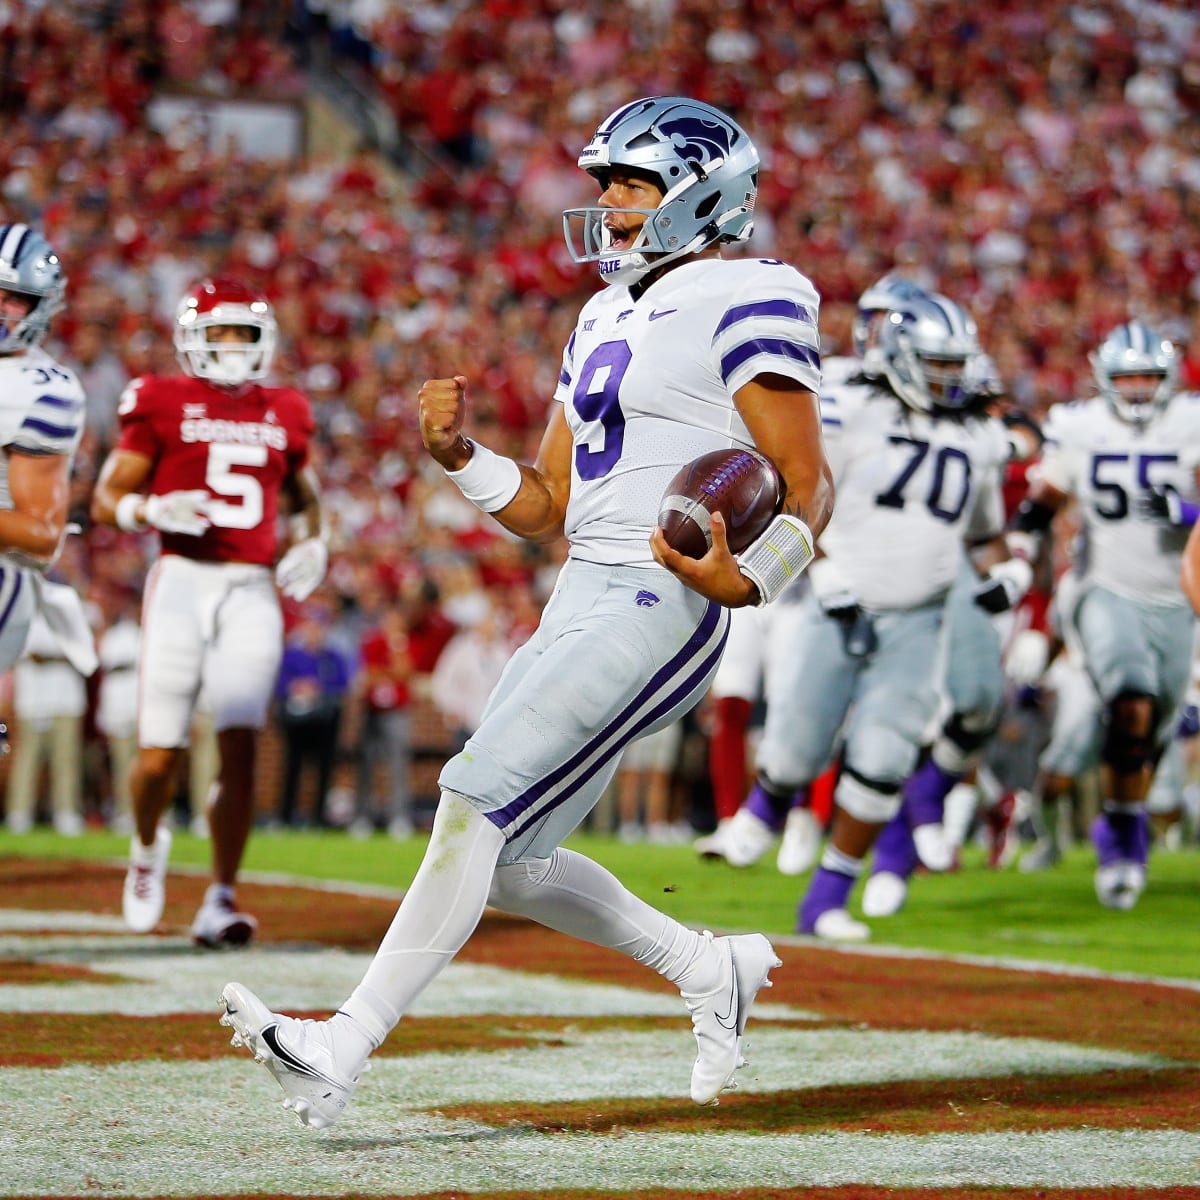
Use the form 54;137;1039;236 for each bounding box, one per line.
820;845;864;877
131;827;165;862
337;792;505;1047
488;846;716;993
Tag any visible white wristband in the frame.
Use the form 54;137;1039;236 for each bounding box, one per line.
445;439;523;513
737;514;815;606
115;493;148;533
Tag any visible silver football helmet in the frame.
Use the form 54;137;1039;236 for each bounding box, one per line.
0;223;66;354
563;95;759;286
852;272;929;378
1090;320;1177;425
880;293;984;414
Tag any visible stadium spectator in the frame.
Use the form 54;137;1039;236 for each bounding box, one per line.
429;593;513;753
275;605;354;830
616;719;686;845
352;600;416;839
94;589;142;835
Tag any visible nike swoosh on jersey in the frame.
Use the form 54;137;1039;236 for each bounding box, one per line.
648;308;678;321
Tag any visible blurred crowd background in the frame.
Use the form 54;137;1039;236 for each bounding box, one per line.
2;0;1199;835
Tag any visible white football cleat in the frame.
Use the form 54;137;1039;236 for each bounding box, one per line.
191;885;258;948
810;907;871;943
776;806;820;876
683;931;781;1105
721;808;778;867
1094;862;1146;910
693;819;731;859
122;826;172;933
861;870;908;917
913;822;954;872
219;982;365;1129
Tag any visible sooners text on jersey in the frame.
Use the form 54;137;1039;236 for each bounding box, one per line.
116;374;314;566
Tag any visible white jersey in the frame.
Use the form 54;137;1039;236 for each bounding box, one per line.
0;346;86;541
0;347;86;669
554;256;821;567
1034;393;1200;608
818;378;1010;611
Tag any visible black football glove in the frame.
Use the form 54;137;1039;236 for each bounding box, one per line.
1137;485;1181;524
973;558;1033;615
808;558;878;658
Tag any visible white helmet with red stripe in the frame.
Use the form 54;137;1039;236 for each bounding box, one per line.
174;277;277;386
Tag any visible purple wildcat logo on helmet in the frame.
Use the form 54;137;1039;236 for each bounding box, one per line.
657;115;735;166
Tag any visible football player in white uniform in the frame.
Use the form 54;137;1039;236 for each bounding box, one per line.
220;96;834;1124
1006;320;1200;908
0;223;91;692
750;293;1015;942
862;355;1041;915
708;271;930;874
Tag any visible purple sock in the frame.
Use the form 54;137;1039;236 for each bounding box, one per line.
871;811;919;879
903;758;961;828
1092;808;1150;866
797;867;856;932
745;781;792;831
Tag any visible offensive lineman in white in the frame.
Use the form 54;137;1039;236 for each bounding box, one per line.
1006;320;1200;908
705;272;933;875
765;293;1016;942
0;223;93;688
220;96;834;1125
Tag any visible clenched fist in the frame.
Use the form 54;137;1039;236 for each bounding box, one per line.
418;375;473;469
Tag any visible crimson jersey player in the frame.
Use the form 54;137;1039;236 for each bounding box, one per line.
91;278;328;946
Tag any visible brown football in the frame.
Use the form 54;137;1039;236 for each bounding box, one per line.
657;448;784;559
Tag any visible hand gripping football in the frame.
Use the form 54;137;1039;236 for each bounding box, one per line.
658;448;785;559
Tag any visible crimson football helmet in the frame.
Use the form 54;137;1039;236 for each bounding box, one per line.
174;278;277;386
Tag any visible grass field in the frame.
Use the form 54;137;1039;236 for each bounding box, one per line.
10;825;1198;980
2;827;1199;1198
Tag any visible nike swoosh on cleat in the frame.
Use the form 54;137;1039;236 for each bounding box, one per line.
648;308;678;321
713;972;739;1030
260;1024;338;1085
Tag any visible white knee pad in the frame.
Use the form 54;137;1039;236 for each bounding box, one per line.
836;773;901;824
